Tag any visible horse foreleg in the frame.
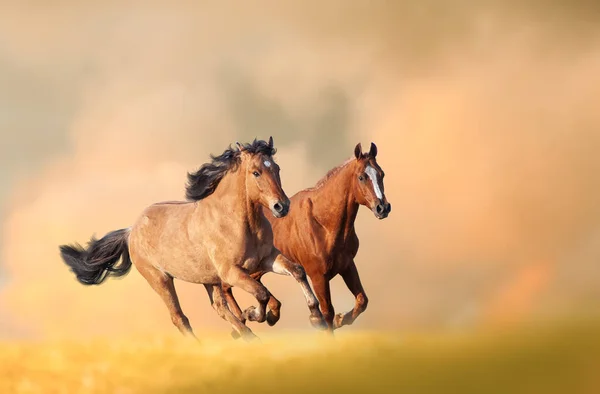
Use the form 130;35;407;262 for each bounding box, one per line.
205;284;258;342
334;261;368;330
310;274;335;333
261;254;325;330
222;273;281;336
249;271;283;326
220;265;270;323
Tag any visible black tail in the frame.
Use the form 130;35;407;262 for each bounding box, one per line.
59;228;132;285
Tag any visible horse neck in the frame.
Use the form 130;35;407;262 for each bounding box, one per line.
310;162;359;238
209;167;263;231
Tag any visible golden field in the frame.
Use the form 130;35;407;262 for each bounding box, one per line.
1;320;599;394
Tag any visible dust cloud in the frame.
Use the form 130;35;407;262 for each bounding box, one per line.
0;1;599;338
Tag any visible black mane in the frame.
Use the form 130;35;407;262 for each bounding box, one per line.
185;139;276;201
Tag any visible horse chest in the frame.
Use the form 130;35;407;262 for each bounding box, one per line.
325;228;359;257
315;232;358;275
240;228;272;271
344;232;360;257
251;227;272;246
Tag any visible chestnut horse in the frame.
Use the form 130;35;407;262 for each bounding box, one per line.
223;142;391;333
59;138;323;341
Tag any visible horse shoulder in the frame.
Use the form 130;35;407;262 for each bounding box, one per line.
259;213;274;238
293;197;331;268
254;216;274;255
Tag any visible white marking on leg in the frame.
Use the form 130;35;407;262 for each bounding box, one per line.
271;259;288;275
299;280;315;303
272;259;316;305
365;166;383;199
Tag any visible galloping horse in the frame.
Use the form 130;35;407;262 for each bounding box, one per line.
59;138;323;341
223;142;391;332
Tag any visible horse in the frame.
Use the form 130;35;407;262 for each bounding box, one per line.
58;137;324;341
222;142;391;333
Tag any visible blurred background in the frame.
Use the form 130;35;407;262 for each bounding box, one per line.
0;0;599;342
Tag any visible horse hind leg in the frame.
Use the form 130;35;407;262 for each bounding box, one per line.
134;259;196;339
205;284;258;342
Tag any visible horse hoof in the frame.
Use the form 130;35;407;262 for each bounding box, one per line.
309;315;328;330
266;311;280;326
231;330;242;340
333;313;345;329
243;306;257;321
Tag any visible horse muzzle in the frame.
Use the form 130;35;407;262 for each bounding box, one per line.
271;199;290;218
373;200;391;220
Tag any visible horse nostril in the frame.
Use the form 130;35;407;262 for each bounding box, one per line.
274;203;283;213
376;204;384;214
386;203;392;213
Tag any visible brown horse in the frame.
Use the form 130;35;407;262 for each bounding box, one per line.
59;138;323;341
223;142;391;333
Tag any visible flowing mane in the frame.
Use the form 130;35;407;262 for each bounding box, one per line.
185;139;276;201
304;158;354;192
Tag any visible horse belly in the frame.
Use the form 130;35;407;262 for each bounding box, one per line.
165;256;220;284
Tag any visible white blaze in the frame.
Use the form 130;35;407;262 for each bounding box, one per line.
264;160;272;168
365;166;383;199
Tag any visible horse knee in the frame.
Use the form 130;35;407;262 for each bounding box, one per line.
307;296;319;311
255;286;269;304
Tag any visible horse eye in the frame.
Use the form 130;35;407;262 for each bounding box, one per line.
253;171;260;177
358;175;364;181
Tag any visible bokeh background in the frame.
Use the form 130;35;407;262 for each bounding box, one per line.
1;1;599;343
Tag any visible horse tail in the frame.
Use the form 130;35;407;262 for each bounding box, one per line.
59;228;132;285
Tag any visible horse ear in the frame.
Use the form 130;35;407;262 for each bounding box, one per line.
236;142;245;152
369;142;378;158
354;143;363;159
268;136;274;148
